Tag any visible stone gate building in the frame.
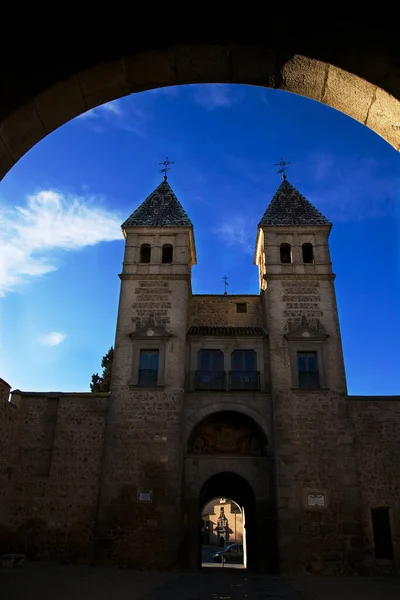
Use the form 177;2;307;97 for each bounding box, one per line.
0;175;399;575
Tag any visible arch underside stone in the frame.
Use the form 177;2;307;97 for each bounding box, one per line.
1;23;399;179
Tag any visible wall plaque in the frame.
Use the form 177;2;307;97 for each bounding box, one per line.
306;491;326;508
137;490;153;503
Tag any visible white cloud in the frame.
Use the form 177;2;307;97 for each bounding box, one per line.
79;100;123;120
191;84;235;110
0;189;123;296
41;332;66;346
78;99;147;136
214;216;255;254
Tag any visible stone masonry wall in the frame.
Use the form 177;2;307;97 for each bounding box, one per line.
2;392;108;561
272;389;366;575
349;397;400;572
262;226;364;575
0;378;16;546
97;265;190;567
189;295;262;327
96;386;185;568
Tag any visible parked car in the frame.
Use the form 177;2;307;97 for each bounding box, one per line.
212;543;244;563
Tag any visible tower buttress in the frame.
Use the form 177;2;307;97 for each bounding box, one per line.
254;178;346;393
253;178;364;574
96;177;196;568
112;178;196;390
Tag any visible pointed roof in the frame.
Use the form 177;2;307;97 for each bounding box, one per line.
258;178;331;227
122;179;193;228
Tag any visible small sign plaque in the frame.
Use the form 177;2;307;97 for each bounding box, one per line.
306;492;326;508
137;490;153;503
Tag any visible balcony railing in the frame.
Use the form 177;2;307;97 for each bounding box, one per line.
195;370;225;391
229;370;260;391
194;370;261;391
138;369;158;387
299;371;320;389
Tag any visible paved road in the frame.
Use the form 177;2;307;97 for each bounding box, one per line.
202;545;245;570
1;562;400;600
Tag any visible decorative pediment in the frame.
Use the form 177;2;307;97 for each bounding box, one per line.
284;315;328;342
129;318;173;340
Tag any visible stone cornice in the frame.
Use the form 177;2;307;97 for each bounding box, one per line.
119;273;191;281
264;273;336;281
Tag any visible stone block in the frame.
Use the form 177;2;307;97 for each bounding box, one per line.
124;50;176;91
79;59;130;109
34;76;86;134
324;66;375;126
0;137;14;180
174;44;230;84
279;55;327;102
366;87;400;150
231;45;275;86
0;102;45;162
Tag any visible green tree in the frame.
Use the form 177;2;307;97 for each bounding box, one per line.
90;346;114;392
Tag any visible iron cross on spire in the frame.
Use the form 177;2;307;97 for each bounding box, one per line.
222;275;229;295
274;157;291;180
159;157;174;180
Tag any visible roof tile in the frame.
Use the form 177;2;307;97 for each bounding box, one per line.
122;179;192;228
259;178;331;227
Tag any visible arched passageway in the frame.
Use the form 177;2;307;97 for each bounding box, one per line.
183;411;278;573
199;473;256;570
1;18;399;180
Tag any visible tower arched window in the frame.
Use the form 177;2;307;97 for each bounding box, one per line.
140;244;151;263
302;243;314;263
162;244;173;263
280;243;292;264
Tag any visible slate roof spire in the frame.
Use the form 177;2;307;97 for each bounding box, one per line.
258;179;331;227
122;179;193;228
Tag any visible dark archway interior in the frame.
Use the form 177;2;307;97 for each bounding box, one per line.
188;411;269;456
199;472;257;570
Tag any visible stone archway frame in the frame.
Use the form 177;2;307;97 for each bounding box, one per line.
1;46;399;180
183;402;270;451
187;458;269;501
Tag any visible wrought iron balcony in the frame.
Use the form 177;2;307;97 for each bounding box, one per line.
138;369;158;387
298;371;320;389
229;370;260;391
195;370;225;391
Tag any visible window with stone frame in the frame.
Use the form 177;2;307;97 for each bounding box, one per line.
302;243;314;263
195;349;225;390
297;351;320;388
162;244;173;263
236;303;247;313
280;243;292;263
140;243;151;263
138;349;159;386
230;349;259;390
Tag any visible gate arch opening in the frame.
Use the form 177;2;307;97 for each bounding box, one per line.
184;410;277;573
201;496;245;568
199;473;256;570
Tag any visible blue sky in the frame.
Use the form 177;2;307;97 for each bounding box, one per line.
0;84;399;395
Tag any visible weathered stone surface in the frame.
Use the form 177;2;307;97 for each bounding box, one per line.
34;76;87;134
323;66;375;127
79;59;130;109
0;101;45;162
189;295;262;327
